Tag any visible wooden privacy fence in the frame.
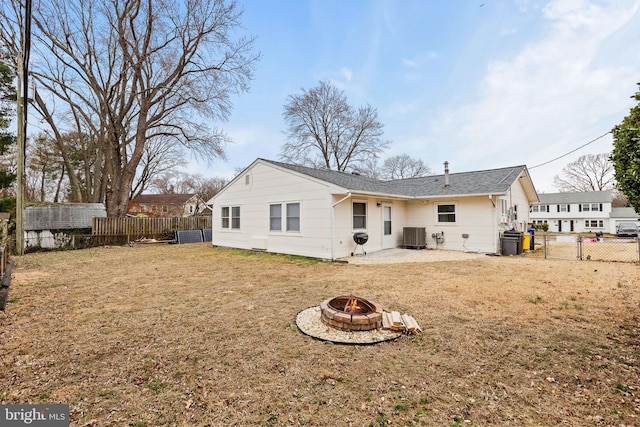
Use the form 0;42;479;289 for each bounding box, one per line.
92;217;212;240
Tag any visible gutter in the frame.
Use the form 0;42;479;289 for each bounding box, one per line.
331;193;352;260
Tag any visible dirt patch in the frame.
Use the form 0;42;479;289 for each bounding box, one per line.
1;244;639;426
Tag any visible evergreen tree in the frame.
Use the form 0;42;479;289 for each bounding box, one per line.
611;83;640;213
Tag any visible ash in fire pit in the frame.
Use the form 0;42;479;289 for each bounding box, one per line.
320;295;383;331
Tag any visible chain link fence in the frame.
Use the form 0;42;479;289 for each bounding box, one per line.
543;233;640;263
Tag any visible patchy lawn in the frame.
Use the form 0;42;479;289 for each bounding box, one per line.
1;244;639;426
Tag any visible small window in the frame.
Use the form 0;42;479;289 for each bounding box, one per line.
582;204;590;212
592;203;600;211
437;204;456;223
270;204;282;231
559;204;568;212
353;202;367;229
221;207;230;228
231;206;240;229
286;203;300;231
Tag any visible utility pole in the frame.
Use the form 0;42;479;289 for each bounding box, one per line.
16;55;24;256
15;0;32;256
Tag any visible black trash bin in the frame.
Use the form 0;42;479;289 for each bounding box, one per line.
501;230;524;255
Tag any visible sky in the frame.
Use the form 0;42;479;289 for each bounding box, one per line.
190;0;640;194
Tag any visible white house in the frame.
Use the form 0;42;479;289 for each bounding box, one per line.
209;159;539;260
529;191;640;234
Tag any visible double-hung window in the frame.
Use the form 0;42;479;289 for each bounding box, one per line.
221;206;240;229
286;203;300;231
437;204;456;223
270;202;300;232
353;202;367;229
269;204;282;231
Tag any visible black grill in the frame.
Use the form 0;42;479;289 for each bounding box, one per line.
351;232;368;256
353;232;369;245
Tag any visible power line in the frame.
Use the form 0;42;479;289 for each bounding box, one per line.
529;131;611;169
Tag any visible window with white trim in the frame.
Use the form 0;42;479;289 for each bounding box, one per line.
353;202;367;229
585;220;603;228
269;204;282;231
437;204;456;223
221;206;240;229
286;203;300;231
269;202;300;232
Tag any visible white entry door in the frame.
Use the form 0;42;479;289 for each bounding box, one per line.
382;204;394;249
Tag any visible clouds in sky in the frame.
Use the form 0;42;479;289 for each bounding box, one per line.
200;0;640;193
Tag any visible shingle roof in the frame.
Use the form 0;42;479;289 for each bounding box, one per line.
262;159;530;198
536;191;613;204
610;207;639;219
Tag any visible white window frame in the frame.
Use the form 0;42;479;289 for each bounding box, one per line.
221;206;240;229
436;203;457;224
231;206;240;229
286;202;300;232
269;204;282;231
352;201;367;230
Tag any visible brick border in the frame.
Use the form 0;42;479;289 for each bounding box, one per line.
320;296;383;331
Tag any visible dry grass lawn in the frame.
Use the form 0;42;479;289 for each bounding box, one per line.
1;244;640;426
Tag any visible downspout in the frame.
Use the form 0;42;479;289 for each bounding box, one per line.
331;193;352;260
489;195;497;254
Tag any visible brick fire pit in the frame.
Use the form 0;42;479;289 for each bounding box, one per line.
320;295;383;331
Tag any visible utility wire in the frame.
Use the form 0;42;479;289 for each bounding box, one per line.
529;131;612;169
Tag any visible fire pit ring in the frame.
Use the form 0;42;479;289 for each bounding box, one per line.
320;295;383;331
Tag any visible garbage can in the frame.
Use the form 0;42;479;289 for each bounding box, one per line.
522;233;530;251
501;230;524;255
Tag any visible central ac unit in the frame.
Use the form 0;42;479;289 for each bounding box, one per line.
403;227;426;249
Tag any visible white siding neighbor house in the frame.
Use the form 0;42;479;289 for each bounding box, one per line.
529;191;640;234
210;159;539;260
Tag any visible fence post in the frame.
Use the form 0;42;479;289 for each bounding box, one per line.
543;233;548;259
576;234;582;260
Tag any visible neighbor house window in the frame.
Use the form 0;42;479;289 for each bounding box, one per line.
586;220;603;228
286;203;300;231
592;203;601;211
270;204;282;231
582;204;590;212
558;204;569;212
437;204;456;223
221;206;240;229
353;202;367;229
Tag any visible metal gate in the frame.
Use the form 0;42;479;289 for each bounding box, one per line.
544;233;640;263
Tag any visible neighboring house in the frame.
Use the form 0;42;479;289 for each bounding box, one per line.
128;194;207;217
209;159;539;260
529;191;640;234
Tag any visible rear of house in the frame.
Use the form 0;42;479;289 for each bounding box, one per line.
211;159;538;260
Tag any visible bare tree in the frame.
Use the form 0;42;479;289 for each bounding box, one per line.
0;0;258;216
553;153;616;192
130;136;187;199
380;154;431;180
149;171;227;202
280;80;389;172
